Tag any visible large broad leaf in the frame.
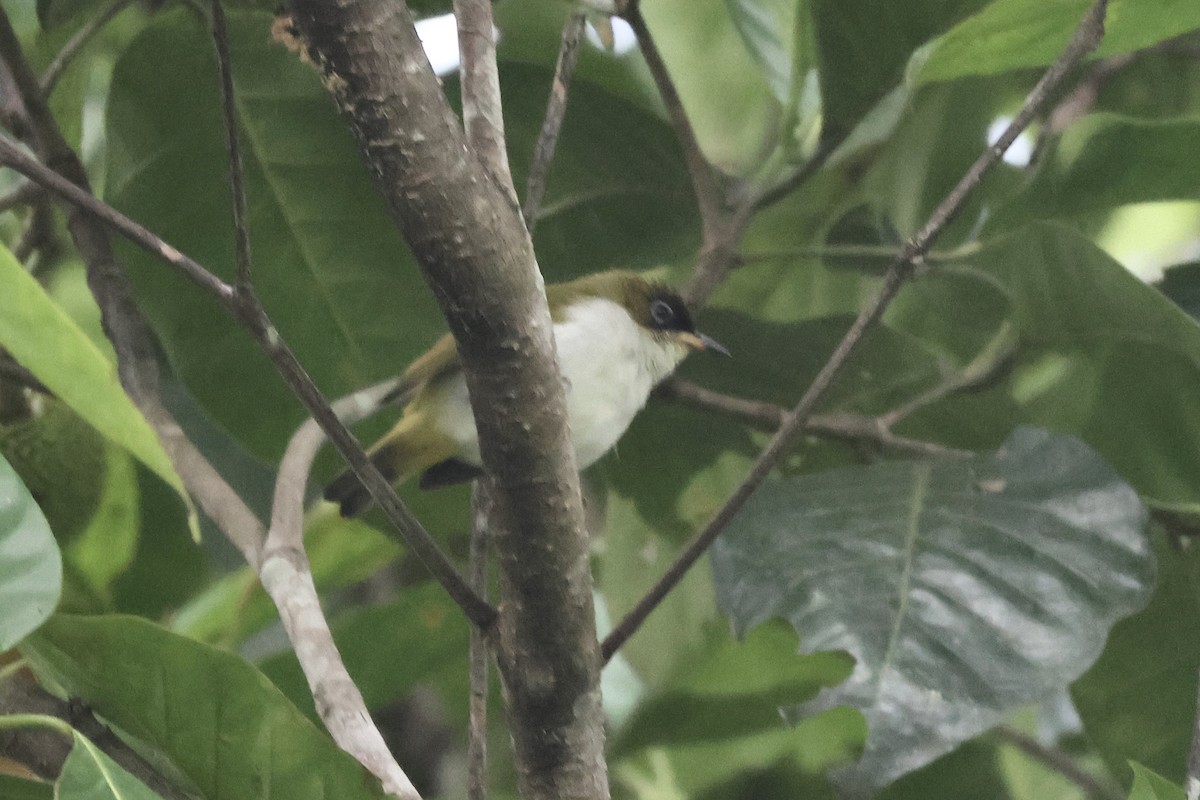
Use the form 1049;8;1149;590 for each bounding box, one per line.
0;454;62;649
1071;537;1200;784
0;246;185;506
711;427;1154;796
107;8;697;459
58;731;165;800
20;614;389;800
911;0;1200;85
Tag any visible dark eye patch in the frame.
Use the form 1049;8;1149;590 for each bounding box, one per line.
646;290;695;332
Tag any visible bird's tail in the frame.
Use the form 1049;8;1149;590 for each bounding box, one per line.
322;412;456;517
322;444;402;518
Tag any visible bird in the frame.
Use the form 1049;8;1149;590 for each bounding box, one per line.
323;269;729;518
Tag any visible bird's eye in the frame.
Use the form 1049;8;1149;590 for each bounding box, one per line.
650;298;675;328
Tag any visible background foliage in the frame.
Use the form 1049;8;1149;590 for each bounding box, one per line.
2;0;1200;798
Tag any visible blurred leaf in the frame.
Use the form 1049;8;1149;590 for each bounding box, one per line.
724;0;796;103
912;0;1200;85
1128;763;1186;800
1159;261;1200;321
58;731;165;800
1072;536;1200;785
612;621;853;756
0;246;186;510
66;445;138;600
641;0;778;173
21;614;388;800
257;582;469;724
991;116;1200;230
0;775;53;800
36;0;98;29
712;427;1153;795
878;741;1008;800
809;0;987;137
0;453;62;649
0;400;107;543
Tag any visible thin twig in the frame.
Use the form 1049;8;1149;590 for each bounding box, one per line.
620;0;723;234
0;179;41;214
658;378;969;459
602;0;1112;662
209;0;253;289
878;322;1016;428
522;12;585;233
0;134;495;629
993;725;1123;800
40;0;134;96
454;0;516;203
751;133;839;212
467;482;492;800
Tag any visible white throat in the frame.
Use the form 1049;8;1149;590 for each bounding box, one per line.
553;296;687;468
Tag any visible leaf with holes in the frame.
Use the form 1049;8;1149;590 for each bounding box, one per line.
711;427;1154;796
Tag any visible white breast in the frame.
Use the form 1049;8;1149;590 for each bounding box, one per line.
432;297;686;469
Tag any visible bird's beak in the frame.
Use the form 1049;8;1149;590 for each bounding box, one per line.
679;331;731;357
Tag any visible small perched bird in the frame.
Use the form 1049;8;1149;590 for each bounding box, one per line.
324;270;728;517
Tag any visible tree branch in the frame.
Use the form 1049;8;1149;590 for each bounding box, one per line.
522;12;585;233
619;0;723;235
0;677;188;800
40;0;134;96
602;0;1112;662
454;0;516;202
657;378;970;459
288;2;607;797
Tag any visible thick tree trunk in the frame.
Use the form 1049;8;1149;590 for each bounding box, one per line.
286;2;610;797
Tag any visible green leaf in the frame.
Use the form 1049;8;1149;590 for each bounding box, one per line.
20;614;389;800
0;246;187;517
1128;763;1186;800
809;0;987;136
0;775;52;800
58;731;166;800
912;0;1200;85
0;453;62;649
711;427;1154;795
640;0;779;173
1160;261;1200;321
724;0;796;103
612;621;853;756
35;0;99;29
991;115;1200;229
1072;537;1200;785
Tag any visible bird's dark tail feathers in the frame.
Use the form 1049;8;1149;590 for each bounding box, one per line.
322;445;400;518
